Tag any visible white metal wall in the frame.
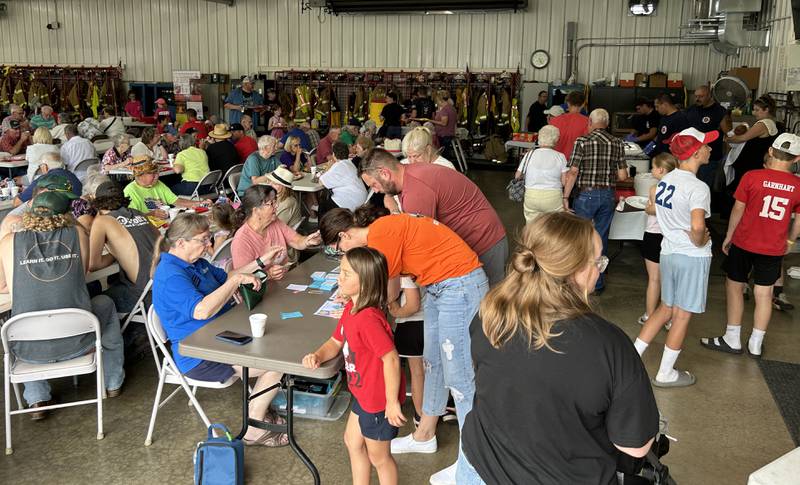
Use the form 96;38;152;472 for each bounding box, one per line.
0;0;778;89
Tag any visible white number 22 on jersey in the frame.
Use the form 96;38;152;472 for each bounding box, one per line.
759;195;789;220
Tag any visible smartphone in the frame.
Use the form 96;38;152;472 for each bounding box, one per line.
216;330;253;345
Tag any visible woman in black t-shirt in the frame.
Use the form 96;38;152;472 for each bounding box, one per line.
460;212;659;485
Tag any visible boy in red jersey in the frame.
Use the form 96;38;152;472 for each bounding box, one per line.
701;133;800;358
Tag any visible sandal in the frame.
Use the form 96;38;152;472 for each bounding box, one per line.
746;344;763;360
243;430;289;447
652;370;696;388
265;410;286;426
700;336;743;355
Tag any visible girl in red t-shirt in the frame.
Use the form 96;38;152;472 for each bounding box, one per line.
303;247;406;485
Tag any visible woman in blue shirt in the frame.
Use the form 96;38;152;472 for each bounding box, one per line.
151;213;289;447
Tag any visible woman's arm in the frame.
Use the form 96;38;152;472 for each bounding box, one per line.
288;229;322;250
726;122;767;143
192;272;259;320
430;115;448;127
302;337;344;369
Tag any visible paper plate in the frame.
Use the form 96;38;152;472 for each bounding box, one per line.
625;196;649;210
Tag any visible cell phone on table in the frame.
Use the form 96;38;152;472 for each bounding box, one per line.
215;330;252;345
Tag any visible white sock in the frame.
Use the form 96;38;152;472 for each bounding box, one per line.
634;338;649;356
656;346;681;382
749;329;766;354
723;325;742;349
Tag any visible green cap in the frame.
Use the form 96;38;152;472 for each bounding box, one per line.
31;191;74;216
36;173;79;199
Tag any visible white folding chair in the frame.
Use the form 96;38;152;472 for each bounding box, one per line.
451;139;468;173
229;172;243;204
119;280;161;375
144;306;238;446
292;216;306;231
74;158;100;173
210;238;233;264
189;170;223;201
2;308;105;455
220;164;243;199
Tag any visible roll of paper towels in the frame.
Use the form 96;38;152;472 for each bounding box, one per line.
634;173;658;197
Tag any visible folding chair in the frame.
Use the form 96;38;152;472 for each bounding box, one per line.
144;306;238;446
188;170;223;201
228;172;243;204
450;139;468;173
219;164;243;199
210;238;233;264
74;158;100;174
119;280;161;375
2;308;105;455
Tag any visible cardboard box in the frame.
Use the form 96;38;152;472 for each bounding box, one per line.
619;72;635;88
728;67;760;90
649;73;667;88
634;73;647;87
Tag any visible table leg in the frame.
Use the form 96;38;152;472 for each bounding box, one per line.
236;367;250;440
286;377;321;485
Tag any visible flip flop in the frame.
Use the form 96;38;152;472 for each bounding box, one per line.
652;370;696;388
746;344;763;360
700;336;743;355
243;430;289;448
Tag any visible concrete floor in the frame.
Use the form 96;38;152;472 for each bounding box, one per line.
1;168;798;484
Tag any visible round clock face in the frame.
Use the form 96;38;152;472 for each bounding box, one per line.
531;50;550;69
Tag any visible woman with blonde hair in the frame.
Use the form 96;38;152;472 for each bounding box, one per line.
25;126;59;183
514;124;569;223
279;135;309;174
401;126;455;169
459;212;659;484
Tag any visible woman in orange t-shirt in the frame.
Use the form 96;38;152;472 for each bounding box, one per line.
320;206;488;482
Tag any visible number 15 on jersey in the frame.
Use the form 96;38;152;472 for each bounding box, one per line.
655;182;675;209
759;195;789;221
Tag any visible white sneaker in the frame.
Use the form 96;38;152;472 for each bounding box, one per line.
429;462;457;485
391;433;437;454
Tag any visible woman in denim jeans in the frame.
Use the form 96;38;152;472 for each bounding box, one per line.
320;205;489;485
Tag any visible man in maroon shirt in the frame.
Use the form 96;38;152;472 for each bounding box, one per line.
314;126;341;166
550;91;590;161
360;148;508;286
231;123;257;163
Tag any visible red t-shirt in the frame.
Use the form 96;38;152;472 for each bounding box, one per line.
235;136;258;163
179;119;208;141
399;163;505;256
732;169;800;256
550;112;589;161
315;135;334;165
331;302;405;413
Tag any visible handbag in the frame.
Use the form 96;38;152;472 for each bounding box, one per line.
239;281;266;310
506;151;530;202
194;423;244;485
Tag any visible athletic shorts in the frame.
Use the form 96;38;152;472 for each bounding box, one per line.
184;360;235;383
394;320;423;357
640;232;663;264
660;253;712;314
724;243;783;287
352;400;398;441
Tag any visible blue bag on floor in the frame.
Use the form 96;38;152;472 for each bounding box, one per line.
194;423;244;485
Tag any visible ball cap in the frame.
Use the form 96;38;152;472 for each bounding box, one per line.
772;133;800;156
544;106;565;117
667;128;719;161
31;191;74;216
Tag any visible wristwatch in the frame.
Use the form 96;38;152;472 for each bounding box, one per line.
256;257;266;269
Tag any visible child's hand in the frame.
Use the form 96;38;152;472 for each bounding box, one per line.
387;300;400;317
384;401;406;428
302;353;320;369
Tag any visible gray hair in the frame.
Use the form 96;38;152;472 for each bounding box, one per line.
401;126;435;157
589;109;609;127
40;105;53;115
113;133;131;148
8;104;20;114
82;168;111;197
64;124;79;138
537;125;560;148
257;135;279;151
179;133;196;151
39;152;63;169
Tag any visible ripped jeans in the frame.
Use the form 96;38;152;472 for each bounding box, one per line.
422;267;488;423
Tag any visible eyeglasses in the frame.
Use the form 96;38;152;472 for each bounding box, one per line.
188;236;212;246
262;199;278;209
595;255;609;273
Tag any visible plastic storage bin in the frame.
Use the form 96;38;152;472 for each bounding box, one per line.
271;373;343;418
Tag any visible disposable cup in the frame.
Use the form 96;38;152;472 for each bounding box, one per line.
0;187;8;197
249;313;267;338
9;185;18;197
168;207;181;220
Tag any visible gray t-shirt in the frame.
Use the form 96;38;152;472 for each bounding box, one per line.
108;206;158;292
11;226;93;361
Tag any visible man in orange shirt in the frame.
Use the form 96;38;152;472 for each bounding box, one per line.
178;108;208;141
549;91;589;161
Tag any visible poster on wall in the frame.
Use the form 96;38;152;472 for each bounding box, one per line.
186;101;204;120
172;70;201;100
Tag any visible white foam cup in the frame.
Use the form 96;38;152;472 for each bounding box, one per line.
249;313;267;338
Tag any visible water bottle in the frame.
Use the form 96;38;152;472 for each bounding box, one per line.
217;194;229;205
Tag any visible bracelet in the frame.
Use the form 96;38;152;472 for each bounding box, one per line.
256;257;266;269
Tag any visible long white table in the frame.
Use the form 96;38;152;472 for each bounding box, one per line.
291;173;324;193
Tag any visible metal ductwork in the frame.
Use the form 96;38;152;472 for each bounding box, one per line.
316;0;528;14
683;0;770;53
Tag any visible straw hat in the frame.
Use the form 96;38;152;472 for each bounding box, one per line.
208;124;232;140
130;155;159;176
